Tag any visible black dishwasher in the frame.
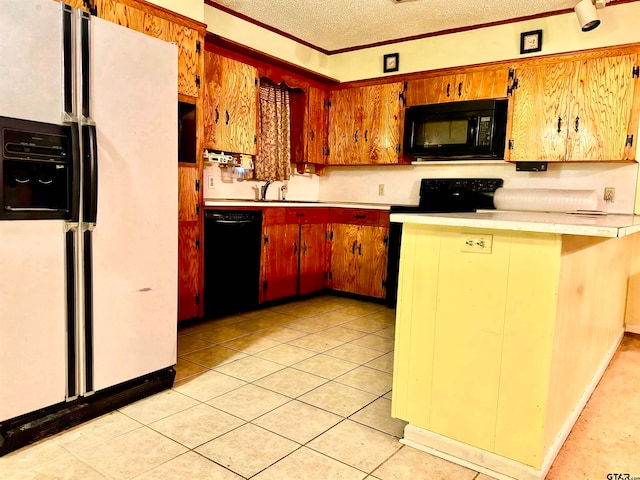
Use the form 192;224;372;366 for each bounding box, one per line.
203;210;263;319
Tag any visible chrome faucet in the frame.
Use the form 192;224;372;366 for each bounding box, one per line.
280;184;287;201
260;180;273;201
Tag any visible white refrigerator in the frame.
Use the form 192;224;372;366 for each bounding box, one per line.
0;0;178;453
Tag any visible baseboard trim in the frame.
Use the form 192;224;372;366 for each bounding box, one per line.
625;325;640;334
401;330;624;480
401;427;543;480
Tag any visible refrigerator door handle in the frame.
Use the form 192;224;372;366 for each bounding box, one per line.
64;223;79;400
61;3;75;122
82;124;98;225
80;10;91;120
83;226;95;395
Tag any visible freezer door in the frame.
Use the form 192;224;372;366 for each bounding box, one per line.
0;0;68;124
0;222;69;421
84;17;178;392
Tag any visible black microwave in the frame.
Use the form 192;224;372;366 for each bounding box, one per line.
403;99;508;160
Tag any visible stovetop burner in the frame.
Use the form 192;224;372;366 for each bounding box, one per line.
391;178;504;213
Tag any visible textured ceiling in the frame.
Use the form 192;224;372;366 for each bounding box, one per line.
208;0;622;53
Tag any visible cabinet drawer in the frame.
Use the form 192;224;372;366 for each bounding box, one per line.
329;208;389;226
286;208;329;224
262;207;287;225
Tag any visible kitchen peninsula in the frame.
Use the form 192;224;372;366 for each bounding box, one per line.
389;211;640;480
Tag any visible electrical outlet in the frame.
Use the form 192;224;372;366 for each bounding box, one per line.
604;187;615;203
208;176;215;189
460;234;493;254
378;184;385;196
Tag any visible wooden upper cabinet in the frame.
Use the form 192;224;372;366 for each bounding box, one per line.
511;54;639;162
328;83;403;165
94;0;204;98
203;51;259;155
568;54;639;161
510;62;574;161
307;86;329;165
166;24;202;98
328;87;362;164
406;67;510;106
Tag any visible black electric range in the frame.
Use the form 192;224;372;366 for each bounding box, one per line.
386;178;503;306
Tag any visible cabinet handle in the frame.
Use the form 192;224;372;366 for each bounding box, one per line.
575;116;580;132
364;130;368;142
446;83;451;97
215;107;219;124
458;82;462;97
557;117;562;134
358;243;362;256
295;212;305;217
354;130;358;142
294;242;298;255
311;129;315;141
355;214;366;219
225;110;230;125
351;241;356;254
303;242;307;254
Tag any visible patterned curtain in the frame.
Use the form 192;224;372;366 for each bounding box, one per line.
254;78;291;181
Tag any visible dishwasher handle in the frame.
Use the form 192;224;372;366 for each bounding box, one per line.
210;218;255;225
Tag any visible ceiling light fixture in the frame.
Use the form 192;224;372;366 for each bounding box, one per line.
574;0;601;32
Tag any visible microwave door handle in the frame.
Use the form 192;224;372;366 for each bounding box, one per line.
468;115;478;146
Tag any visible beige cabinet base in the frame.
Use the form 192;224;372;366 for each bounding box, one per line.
392;224;632;478
400;330;621;480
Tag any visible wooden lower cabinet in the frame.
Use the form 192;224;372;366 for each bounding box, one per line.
261;208;329;303
261;223;300;302
299;223;328;296
329;222;389;299
178;223;200;320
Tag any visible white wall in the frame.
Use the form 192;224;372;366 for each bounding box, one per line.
317;162;638;214
203;163;320;202
203;6;330;78
329;2;640;82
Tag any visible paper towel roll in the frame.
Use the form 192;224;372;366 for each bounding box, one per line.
493;188;598;213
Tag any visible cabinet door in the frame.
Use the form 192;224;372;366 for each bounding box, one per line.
95;0;146;30
355;226;389;299
178;223;200;321
299;223;328;296
204;52;259;155
510;62;574;161
168;24;201;98
308;86;328;165
407;68;509;106
567;54;639;161
329;223;360;293
226;59;259;155
262;224;299;302
361;83;403;164
203;51;224;150
328;88;363;164
178;165;199;222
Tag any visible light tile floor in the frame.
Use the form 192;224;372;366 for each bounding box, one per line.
3;295;639;479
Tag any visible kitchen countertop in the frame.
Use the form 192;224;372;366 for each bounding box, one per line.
204;200;392;210
390;210;640;238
